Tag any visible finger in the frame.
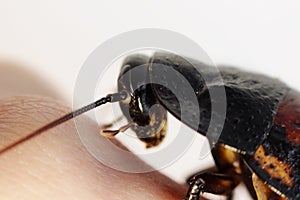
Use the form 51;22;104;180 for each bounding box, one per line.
0;96;187;199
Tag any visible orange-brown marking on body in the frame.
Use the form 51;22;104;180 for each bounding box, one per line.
254;145;293;187
252;174;287;200
219;144;242;174
252;173;270;200
275;90;300;144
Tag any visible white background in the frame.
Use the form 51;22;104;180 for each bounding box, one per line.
1;1;300;199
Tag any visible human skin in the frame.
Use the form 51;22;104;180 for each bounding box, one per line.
0;62;191;200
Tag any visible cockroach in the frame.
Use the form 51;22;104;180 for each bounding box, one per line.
1;52;299;200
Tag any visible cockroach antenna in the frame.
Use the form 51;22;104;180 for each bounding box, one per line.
0;91;128;155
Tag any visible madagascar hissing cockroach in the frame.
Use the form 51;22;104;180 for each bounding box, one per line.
1;52;299;200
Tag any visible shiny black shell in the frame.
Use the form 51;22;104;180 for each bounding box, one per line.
118;52;300;199
148;52;288;154
245;90;300;199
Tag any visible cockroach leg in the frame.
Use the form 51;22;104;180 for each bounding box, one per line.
100;122;134;138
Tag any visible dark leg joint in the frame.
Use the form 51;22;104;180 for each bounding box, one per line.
183;172;239;200
183;178;205;200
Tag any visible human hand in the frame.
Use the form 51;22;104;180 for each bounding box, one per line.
0;62;188;200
